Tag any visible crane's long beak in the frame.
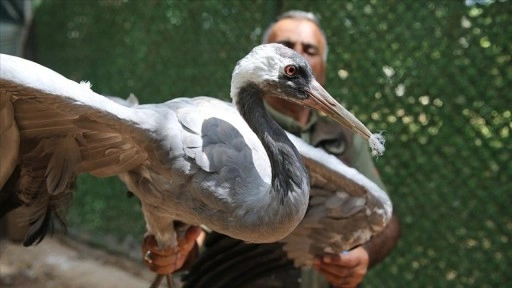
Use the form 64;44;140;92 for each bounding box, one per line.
304;80;371;140
303;79;385;155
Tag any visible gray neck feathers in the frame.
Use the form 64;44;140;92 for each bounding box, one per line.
234;83;309;204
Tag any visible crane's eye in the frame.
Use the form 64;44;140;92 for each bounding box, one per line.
284;65;298;76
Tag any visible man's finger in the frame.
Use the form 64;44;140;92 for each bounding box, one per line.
323;253;359;268
150;251;178;266
314;265;353;287
178;226;202;253
314;260;350;278
184;226;202;243
151;263;175;275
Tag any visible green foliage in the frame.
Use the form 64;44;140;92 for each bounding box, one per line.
34;0;511;286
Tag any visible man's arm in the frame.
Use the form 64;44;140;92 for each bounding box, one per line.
364;213;401;268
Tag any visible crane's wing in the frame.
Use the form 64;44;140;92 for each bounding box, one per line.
0;54;272;246
0;54;174;245
282;133;392;267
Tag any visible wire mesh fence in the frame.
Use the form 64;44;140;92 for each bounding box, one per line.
24;0;512;287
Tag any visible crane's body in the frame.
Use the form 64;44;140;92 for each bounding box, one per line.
0;44;388;286
0;54;307;246
117;96;308;247
181;134;393;288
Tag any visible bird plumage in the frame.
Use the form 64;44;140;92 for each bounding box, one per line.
283;133;391;266
182;138;392;287
0;44;387;255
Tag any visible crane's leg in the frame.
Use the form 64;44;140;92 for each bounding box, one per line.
166;274;173;287
148;274;174;288
143;234;178;288
138;204;184;288
149;274;164;288
142;227;201;288
139;210;201;288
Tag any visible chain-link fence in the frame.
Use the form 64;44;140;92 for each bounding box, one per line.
27;0;512;287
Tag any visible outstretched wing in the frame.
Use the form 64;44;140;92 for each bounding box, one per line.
283;133;393;267
0;54;170;245
0;54;273;247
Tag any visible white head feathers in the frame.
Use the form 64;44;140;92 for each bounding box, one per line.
230;44;299;104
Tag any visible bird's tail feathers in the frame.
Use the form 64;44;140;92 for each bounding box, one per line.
18;185;72;247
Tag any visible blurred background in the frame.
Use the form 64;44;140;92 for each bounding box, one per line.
1;0;511;287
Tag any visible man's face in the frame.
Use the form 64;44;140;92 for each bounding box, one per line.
265;18;327;85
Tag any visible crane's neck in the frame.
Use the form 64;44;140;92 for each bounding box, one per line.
234;83;309;204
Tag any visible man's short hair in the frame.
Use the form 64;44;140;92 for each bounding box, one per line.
261;10;328;61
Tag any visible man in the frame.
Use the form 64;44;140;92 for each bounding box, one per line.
255;11;401;287
145;10;401;288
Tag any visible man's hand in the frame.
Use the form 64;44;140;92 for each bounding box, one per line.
142;226;202;274
312;246;369;288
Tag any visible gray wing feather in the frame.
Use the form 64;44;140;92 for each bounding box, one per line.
281;133;393;267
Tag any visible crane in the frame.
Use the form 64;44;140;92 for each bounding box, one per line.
0;44;385;286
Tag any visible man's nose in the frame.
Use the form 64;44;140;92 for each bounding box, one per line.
291;43;305;56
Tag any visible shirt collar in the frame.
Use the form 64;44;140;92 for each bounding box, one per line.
264;101;318;138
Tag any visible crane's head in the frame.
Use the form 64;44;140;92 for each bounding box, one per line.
231;43;385;156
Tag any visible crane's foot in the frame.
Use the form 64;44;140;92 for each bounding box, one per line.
142;229;201;287
142;235;179;288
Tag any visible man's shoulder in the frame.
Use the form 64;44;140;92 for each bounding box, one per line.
311;115;356;165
